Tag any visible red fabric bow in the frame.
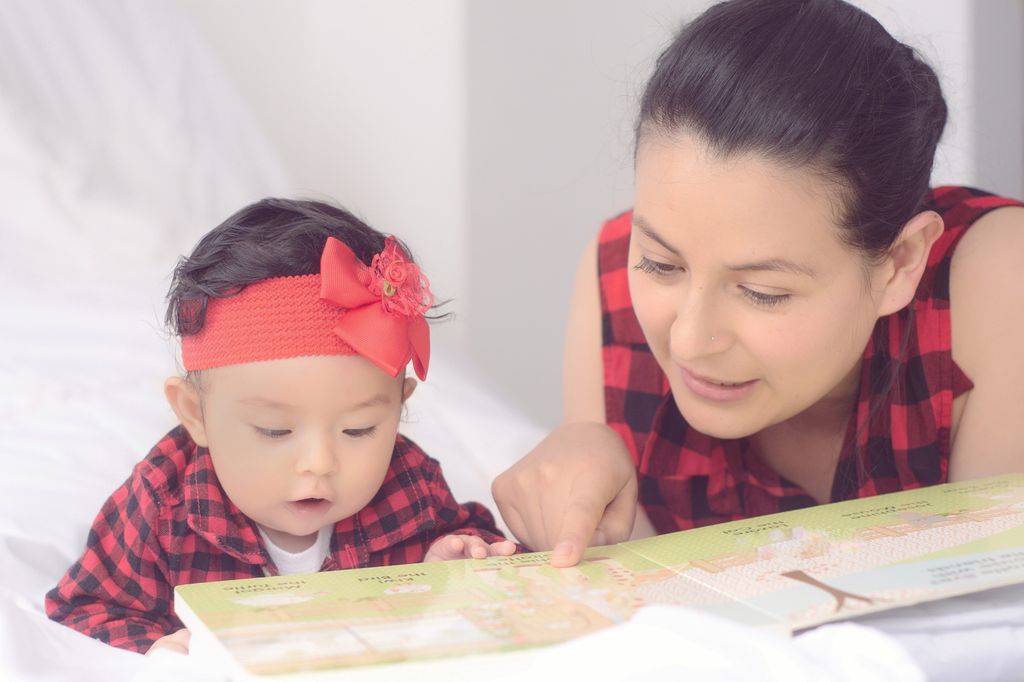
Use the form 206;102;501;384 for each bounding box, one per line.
319;236;432;380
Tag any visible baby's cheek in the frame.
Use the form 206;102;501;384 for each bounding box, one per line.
337;450;393;511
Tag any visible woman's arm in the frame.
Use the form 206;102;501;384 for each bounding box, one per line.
948;206;1024;480
562;237;606;423
494;237;650;567
562;238;657;540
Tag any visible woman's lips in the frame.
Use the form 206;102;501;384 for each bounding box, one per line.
679;366;758;402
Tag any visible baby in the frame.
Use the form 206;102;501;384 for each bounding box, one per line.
46;198;514;654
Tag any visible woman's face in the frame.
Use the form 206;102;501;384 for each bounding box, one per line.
629;131;890;439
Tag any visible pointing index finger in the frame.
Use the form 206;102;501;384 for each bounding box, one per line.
549;464;636;567
550;495;605;567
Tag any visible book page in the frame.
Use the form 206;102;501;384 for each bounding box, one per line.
623;474;1024;630
175;474;1024;675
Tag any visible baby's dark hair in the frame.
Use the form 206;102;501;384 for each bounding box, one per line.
166;198;426;337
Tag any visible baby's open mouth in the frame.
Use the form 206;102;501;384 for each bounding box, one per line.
288;498;331;514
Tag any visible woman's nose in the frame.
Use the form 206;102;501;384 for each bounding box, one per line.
668;287;726;362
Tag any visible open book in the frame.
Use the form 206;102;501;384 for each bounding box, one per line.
175;473;1024;678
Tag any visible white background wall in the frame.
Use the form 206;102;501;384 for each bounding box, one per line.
179;0;1024;427
178;0;470;356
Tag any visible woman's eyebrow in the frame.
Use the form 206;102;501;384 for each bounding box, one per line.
632;215;679;255
727;258;818;278
634;214;816;278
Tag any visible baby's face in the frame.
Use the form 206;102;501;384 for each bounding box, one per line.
193;355;412;552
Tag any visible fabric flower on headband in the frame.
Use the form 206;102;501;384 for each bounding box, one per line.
320;236;433;380
367;238;435;316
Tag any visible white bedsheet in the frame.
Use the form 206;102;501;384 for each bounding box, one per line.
1;0;1022;679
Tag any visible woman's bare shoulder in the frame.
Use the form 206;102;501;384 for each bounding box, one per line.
948;205;1024;480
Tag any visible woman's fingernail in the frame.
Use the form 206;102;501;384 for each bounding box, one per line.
552;541;574;562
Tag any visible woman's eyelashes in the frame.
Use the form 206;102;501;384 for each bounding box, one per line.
739;287;790;308
633;255;681;277
634;256;792;308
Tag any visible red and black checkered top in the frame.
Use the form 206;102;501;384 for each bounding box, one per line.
599;186;1023;533
45;426;505;652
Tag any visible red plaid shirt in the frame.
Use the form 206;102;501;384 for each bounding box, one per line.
599;186;1024;533
45;426;505;653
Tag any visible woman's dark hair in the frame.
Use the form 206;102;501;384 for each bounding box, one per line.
166;198;432;337
637;0;947;261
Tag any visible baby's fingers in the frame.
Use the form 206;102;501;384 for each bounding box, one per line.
425;535;465;562
426;536;517;562
458;536;516;559
146;628;190;656
489;540;517;556
461;535;493;559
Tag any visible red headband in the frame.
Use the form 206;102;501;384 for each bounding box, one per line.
180;237;432;380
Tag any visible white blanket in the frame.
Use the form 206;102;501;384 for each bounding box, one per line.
1;1;1022;680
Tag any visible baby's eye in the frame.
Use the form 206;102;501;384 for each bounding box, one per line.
633;256;681;277
343;426;378;438
254;426;292;439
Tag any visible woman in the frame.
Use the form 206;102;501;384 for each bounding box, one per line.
492;0;1024;567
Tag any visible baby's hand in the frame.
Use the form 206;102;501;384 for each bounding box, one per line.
425;535;517;562
146;628;190;655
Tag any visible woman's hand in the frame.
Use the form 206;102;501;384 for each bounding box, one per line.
424;535;517;562
146;628;190;656
492;422;638;567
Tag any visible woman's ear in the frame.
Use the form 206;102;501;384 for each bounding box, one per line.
164;376;209;447
402;377;418;402
876;210;944;316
